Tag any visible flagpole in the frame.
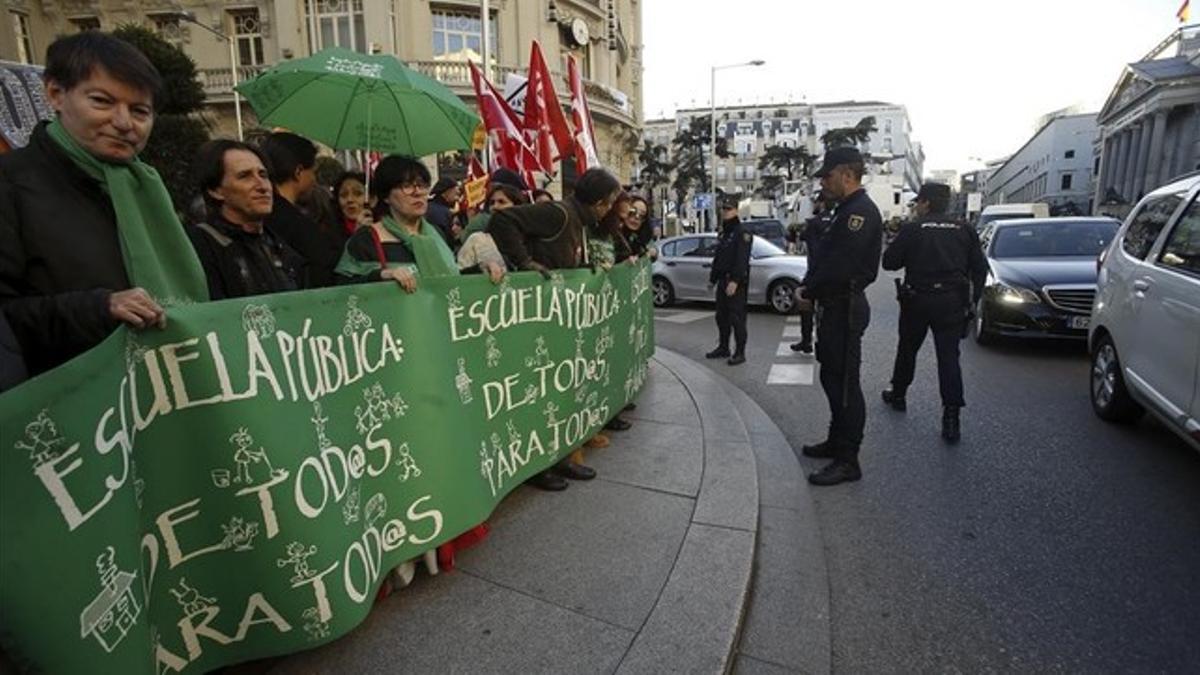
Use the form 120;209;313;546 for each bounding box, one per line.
481;0;491;171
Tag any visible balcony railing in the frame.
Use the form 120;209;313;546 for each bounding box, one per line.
200;61;634;127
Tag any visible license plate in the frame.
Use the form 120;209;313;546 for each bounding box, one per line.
1069;316;1090;330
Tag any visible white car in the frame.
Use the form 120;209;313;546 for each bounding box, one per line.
651;234;808;314
1089;171;1200;451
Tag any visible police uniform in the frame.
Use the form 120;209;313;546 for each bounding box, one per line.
881;183;987;442
791;199;833;353
706;195;752;365
799;148;883;485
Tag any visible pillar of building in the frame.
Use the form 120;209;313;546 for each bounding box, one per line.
1110;127;1132;200
1121;123;1143;203
1142;109;1169;195
1131;118;1155;200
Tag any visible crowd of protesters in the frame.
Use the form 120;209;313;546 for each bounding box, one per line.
0;32;657;495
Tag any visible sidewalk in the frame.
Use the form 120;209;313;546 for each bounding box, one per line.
271;348;826;674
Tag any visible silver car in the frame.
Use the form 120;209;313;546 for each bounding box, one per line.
651;233;808;314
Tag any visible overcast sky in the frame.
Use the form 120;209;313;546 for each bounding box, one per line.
641;0;1187;175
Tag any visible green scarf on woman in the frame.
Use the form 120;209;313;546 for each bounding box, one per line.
45;120;208;305
335;215;459;279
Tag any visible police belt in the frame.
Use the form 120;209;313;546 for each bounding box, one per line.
903;279;967;294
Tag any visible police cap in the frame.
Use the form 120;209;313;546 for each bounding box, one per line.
914;183;951;203
813;146;864;177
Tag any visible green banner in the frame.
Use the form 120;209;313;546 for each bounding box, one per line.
0;261;655;673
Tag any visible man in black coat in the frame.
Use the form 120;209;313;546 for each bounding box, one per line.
260;131;341;288
705;193;752;366
881;183;988;442
0;33;169;375
798;147;884;486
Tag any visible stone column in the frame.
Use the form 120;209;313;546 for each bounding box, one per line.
1122;123;1143;203
1132;118;1155;200
1142;110;1169;195
1111;128;1132;201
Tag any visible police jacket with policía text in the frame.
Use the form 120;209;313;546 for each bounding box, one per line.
709;216;752;285
882;213;988;303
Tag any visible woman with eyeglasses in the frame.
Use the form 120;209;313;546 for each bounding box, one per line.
335;155;503;289
619;194;657;262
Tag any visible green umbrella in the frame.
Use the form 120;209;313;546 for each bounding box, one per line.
237;48;479;157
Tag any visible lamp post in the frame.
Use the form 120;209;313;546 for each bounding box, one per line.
709;59;763;231
174;10;244;141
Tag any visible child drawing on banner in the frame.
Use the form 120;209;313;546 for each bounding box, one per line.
343;483;362;525
302;606;331;641
455;358;474;404
79;547;141;654
524;336;549;368
355;383;408;434
220;517;261;551
276;542;319;585
228;427;285;485
343;295;372;336
364;494;388;529
479;440;495;491
311;401;332;450
393;442;421;482
543;401;560;426
17;409;65;470
486;334;502;368
241;304;277;338
522;383;540;406
446;287;463;310
169;578;216;617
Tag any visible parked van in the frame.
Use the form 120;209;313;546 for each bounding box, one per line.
977;203;1050;231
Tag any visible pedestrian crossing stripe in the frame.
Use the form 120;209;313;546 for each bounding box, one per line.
782;325;804;338
654;310;710;324
767;363;814;385
785;316;801;324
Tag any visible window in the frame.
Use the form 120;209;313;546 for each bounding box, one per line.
716;166;728;180
1061;173;1073;191
690;238;720;257
432;9;496;60
1065;150;1075;159
149;13;185;47
1158;198;1200;276
884;119;892;133
230;9;265;66
670;238;701;257
310;0;366;52
1121;194;1184;260
70;16;100;32
734;166;745;181
10;12;32;63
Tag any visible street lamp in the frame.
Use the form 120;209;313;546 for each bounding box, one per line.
172;10;244;141
709;59;764;231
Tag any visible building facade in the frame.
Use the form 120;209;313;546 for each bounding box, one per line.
982;113;1099;214
2;0;644;180
1093;24;1200;213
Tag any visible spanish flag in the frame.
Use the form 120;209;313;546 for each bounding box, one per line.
1180;0;1191;23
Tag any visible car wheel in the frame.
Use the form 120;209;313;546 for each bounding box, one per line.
652;276;675;308
973;298;996;346
768;279;798;314
1090;334;1143;424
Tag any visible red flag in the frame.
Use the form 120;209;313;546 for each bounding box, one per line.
566;54;601;172
468;61;546;181
1179;0;1191;23
525;41;573;171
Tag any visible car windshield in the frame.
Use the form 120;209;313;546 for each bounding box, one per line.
752;237;786;258
981;212;1034;225
991;221;1118;258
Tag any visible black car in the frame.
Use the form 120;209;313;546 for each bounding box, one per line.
974;217;1120;344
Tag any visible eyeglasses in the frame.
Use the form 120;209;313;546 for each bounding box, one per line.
629;209;646;219
397;181;430;196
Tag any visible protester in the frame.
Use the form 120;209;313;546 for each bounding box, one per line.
330;170;371;247
588;191;631;269
336;155;502;288
488;167;622;491
260;131;342;288
620;194;657;261
462;168;528;239
457;183;524;274
0;32;207;375
426;176;462;248
531;188;555;204
188;140;305;299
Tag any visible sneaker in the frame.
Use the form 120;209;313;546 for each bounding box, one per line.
801;440;837;458
807;461;862;486
881;388;907;412
727;353;746;366
705;348;731;359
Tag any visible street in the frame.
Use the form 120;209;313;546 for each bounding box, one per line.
653;274;1200;673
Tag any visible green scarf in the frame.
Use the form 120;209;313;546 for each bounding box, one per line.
335;216;459;279
45;120;208;305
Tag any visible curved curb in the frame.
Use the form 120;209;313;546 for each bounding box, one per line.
616;348;760;674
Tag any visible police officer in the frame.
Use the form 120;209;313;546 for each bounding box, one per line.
798;147;883;486
705;193;752;366
881;183;987;443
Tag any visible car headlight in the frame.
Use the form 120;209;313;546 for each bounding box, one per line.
994;283;1041;305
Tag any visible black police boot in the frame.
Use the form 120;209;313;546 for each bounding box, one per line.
807;460;862;486
789;340;813;354
705;346;731;359
801;440;837;458
881;388;907;412
553;460;597;481
942;406;961;444
727;352;746;366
